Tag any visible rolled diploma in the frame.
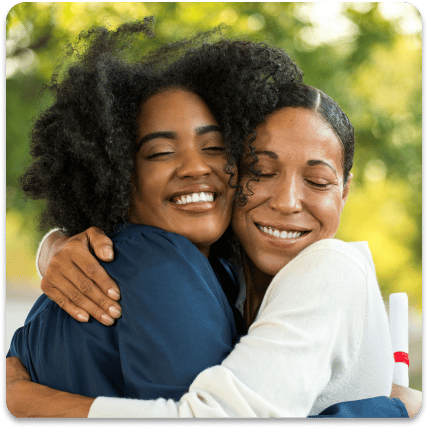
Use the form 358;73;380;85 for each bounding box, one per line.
389;293;409;387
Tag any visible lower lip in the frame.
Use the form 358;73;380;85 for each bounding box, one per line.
256;224;308;247
169;199;218;213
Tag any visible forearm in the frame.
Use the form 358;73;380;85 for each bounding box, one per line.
7;379;94;418
390;384;422;418
37;229;67;277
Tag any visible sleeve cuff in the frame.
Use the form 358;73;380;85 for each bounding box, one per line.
35;228;60;279
88;396;186;418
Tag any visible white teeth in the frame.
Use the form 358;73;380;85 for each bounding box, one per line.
258;225;303;239
174;192;215;205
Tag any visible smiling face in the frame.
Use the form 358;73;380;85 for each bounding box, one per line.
232;107;351;277
128;88;235;257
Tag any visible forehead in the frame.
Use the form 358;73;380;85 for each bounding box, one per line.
137;89;218;131
254;107;343;165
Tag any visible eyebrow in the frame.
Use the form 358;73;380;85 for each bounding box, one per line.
253;150;279;159
195;124;222;135
137;124;222;151
253;152;338;175
307;159;338;175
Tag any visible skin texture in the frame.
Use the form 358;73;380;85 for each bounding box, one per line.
128;88;235;257
6;357;94;418
232;107;351;325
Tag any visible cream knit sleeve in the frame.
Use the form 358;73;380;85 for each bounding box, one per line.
35;228;60;278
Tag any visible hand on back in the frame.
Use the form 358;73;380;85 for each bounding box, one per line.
40;227;121;325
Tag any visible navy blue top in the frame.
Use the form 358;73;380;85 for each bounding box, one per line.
7;224;409;417
8;224;241;400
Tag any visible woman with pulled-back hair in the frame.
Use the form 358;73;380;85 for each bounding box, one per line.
7;19;419;418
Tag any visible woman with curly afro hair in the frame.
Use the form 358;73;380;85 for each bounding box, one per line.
7;17;304;409
7;19;416;419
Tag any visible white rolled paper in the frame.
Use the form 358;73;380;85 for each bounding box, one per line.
389;293;409;387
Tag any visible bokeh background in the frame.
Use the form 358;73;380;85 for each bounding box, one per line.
5;2;422;390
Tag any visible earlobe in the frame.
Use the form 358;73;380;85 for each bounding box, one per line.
341;173;352;211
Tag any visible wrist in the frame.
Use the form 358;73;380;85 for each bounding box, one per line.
37;230;67;277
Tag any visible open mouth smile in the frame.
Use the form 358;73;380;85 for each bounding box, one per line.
172;192;215;205
256;223;309;239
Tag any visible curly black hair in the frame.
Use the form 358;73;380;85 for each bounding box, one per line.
19;18;303;237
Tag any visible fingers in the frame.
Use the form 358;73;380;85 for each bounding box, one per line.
84;227;114;262
61;237;121;300
41;269;121;326
43;244;122;325
39;226;122;325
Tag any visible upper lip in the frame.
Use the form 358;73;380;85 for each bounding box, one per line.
255;222;309;232
168;184;218;201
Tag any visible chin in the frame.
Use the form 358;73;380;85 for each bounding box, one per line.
186;229;223;248
254;252;293;277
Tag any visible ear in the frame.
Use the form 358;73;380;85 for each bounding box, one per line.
340;172;352;211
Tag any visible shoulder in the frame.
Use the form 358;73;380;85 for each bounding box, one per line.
110;224;200;255
104;224;221;298
291;239;372;275
264;239;372;308
104;224;209;273
20;294;54;326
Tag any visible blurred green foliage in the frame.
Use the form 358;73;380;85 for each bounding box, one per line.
6;2;422;314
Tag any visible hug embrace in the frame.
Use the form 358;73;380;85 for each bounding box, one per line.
6;18;421;418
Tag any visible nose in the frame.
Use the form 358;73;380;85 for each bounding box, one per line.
176;149;212;179
268;176;303;214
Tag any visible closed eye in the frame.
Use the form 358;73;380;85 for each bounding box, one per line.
245;165;275;179
306;180;330;188
203;146;226;154
146;151;174;160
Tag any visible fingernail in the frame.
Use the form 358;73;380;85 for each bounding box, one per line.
109;305;122;318
77;313;89;322
103;246;113;260
108;288;120;300
101;314;115;326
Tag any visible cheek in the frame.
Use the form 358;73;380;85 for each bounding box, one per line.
134;164;166;195
232;179;269;220
311;191;343;234
231;206;246;240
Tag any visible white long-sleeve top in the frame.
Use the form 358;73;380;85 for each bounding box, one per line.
88;239;393;418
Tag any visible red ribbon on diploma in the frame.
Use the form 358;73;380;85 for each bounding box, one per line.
394;351;409;366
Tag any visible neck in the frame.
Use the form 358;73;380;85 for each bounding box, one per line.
198;245;210;258
240;250;274;327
